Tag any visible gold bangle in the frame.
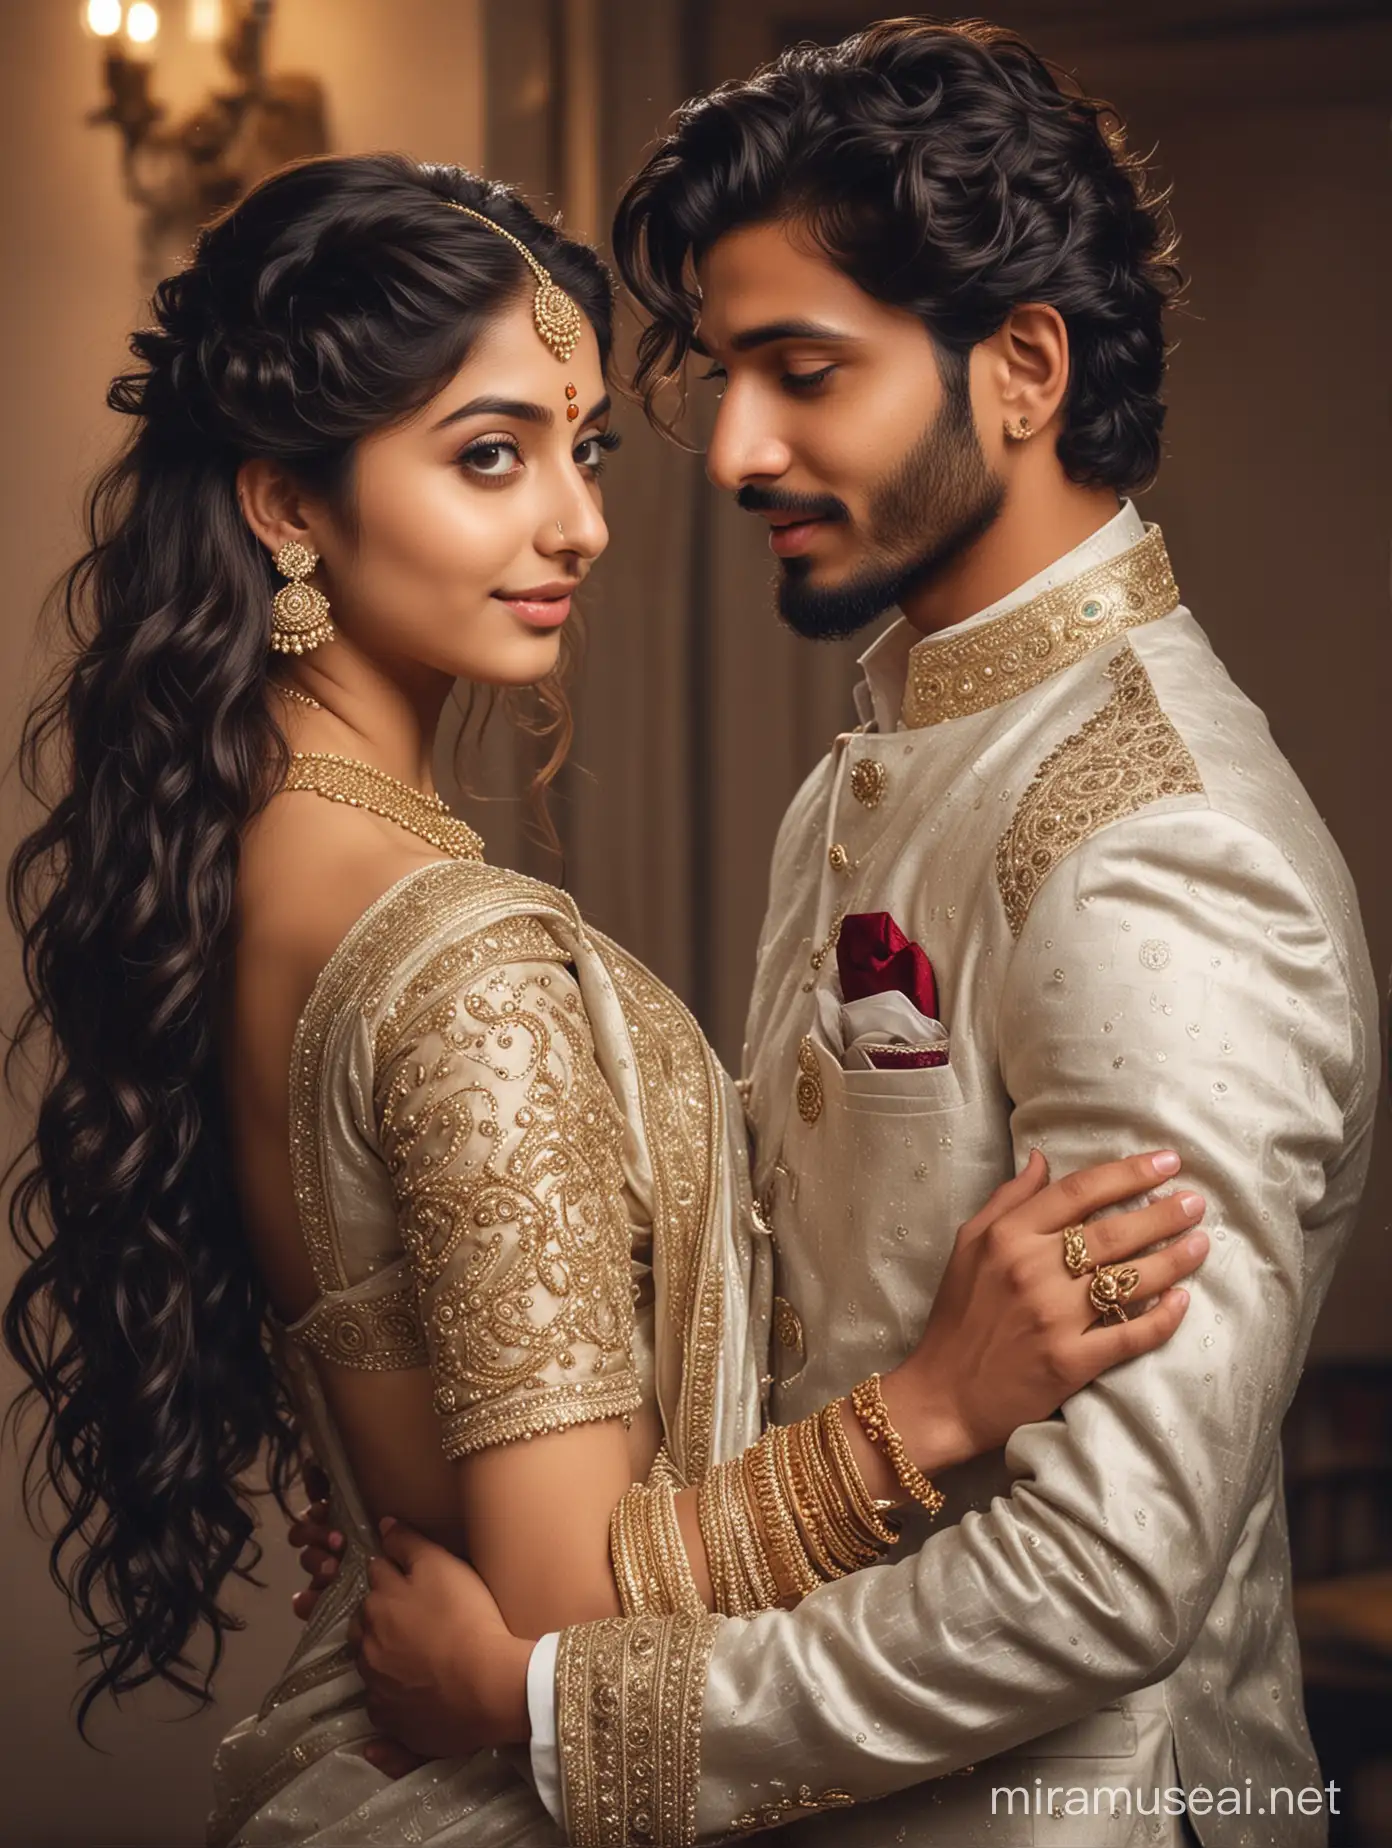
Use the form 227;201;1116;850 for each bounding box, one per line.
732;1455;783;1610
848;1374;946;1520
647;1481;705;1616
789;1413;875;1576
820;1401;901;1550
610;1485;659;1616
749;1428;821;1600
698;1458;780;1615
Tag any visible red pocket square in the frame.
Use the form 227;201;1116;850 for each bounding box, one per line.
836;911;940;1021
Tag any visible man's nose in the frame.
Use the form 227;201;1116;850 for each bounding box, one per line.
705;387;793;493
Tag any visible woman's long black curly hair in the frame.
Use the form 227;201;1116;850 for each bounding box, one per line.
612;17;1183;492
4;152;612;1729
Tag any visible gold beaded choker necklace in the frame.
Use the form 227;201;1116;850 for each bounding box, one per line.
284;751;485;862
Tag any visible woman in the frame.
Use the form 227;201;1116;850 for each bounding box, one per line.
4;155;1206;1846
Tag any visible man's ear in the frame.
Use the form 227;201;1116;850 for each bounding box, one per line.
993;303;1070;436
237;458;320;561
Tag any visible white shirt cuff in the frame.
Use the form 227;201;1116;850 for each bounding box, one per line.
526;1631;563;1824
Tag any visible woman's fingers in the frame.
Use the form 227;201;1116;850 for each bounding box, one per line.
957;1148;1049;1241
1008;1151;1183;1238
1071;1232;1209;1331
1086;1286;1192;1370
298;1545;338;1581
1085;1192;1206;1268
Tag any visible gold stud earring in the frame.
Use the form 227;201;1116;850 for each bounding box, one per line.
1004;414;1034;442
269;541;334;655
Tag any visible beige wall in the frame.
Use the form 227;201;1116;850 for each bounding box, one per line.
0;5;481;1842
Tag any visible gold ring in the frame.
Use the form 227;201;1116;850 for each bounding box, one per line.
1088;1264;1141;1323
1062;1226;1093;1277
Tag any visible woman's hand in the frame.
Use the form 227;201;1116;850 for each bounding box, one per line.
885;1149;1207;1475
348;1518;532;1764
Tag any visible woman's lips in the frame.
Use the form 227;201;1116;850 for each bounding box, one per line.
496;591;573;629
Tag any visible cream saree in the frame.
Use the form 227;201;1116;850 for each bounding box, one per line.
207;861;770;1846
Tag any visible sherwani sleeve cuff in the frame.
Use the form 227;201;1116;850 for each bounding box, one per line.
527;1632;563;1825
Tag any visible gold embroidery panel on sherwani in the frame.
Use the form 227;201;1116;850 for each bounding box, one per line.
995;643;1205;937
901;523;1179;728
374;930;641;1459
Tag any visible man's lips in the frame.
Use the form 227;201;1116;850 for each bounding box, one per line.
765;515;832;558
495;582;576;629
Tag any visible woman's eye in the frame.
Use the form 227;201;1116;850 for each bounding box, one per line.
783;365;836;394
460;438;522;479
575;430;622;475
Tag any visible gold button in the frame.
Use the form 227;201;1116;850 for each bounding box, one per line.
795;1035;823;1124
773;1296;804;1353
828;843;850;872
849;758;887;807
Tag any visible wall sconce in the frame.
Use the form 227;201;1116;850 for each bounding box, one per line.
84;0;329;284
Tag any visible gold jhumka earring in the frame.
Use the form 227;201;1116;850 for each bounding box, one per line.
442;202;583;364
269;541;335;655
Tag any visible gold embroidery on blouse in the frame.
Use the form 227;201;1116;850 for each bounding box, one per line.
557;1612;719;1848
902;524;1179;729
375;944;641;1459
293;1279;428;1371
598;931;724;1485
289;861;543;1295
996;644;1205;938
723;1787;857;1839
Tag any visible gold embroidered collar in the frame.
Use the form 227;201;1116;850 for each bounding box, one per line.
899;523;1179;729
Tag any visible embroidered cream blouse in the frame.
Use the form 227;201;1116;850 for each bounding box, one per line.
285;898;647;1461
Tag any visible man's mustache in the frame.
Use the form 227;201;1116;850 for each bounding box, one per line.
735;485;850;523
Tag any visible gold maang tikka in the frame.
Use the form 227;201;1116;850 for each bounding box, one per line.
443;202;583;364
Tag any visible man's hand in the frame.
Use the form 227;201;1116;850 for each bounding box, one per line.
288;1461;343;1623
349;1518;533;1762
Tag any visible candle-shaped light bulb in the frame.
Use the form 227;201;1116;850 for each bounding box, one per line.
187;0;223;41
85;0;124;35
125;1;160;44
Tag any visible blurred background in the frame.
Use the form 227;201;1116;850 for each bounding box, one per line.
0;1;1387;1842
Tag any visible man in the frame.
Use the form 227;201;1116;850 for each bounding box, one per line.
297;21;1377;1845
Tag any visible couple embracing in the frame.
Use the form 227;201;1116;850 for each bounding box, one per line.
7;18;1375;1848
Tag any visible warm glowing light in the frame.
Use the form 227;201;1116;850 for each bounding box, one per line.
187;0;222;41
85;0;124;36
125;1;160;43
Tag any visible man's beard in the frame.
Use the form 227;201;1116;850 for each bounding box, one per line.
753;376;1006;643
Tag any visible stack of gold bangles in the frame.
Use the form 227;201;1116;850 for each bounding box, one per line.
610;1374;945;1617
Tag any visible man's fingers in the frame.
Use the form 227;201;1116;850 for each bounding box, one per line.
1085;1191;1205;1266
346;1612;364;1654
377;1517;433;1575
361;1737;427;1781
1012;1151;1183;1236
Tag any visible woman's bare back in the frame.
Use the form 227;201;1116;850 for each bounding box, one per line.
227;789;472;1549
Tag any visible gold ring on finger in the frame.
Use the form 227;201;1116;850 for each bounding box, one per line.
1062;1225;1094;1277
1088;1263;1141;1322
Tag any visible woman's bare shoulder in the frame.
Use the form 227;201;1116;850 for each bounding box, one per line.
238;786;446;996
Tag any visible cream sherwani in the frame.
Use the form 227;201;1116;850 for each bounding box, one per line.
546;505;1378;1847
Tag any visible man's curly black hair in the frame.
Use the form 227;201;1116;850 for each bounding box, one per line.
612;17;1183;494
